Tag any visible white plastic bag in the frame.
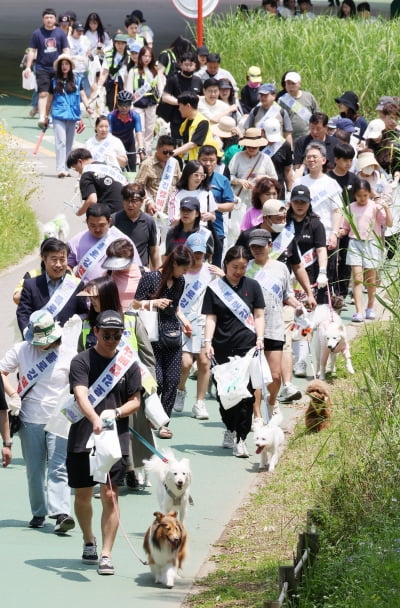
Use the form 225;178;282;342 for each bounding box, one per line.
22;71;37;91
249;350;272;388
86;421;122;483
144;391;169;428
138;301;159;342
211;347;255;409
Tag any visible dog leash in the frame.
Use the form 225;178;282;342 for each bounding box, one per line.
129;425;168;462
258;349;270;424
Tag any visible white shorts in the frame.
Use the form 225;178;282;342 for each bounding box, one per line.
346;237;383;269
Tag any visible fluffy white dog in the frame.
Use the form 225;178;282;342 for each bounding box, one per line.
253;418;284;472
41;214;70;242
311;305;355;380
143;449;192;522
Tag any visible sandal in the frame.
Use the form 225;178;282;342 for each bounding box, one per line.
158;426;173;439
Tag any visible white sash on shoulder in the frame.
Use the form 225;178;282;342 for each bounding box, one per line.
82;162;127;186
269;227;295;260
45;274;80;319
279;93;312;124
209;278;255;333
180;264;213;313
17;349;59;398
155;157;176;214
75;227;123;281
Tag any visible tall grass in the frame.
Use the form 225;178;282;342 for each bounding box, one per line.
202;14;400;118
0;126;39;268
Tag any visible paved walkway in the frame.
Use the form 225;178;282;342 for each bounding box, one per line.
0;93;372;607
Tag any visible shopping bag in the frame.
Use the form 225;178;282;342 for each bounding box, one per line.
211;347;255;409
138;301;159;342
22;71;37;91
144;391;169;429
86;420;122;483
249;349;272;388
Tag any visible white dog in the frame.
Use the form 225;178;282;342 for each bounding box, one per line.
41;214;70;242
253;418;284;472
311;305;355;381
143;449;192;522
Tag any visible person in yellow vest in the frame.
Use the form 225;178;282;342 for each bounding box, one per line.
174;91;221;162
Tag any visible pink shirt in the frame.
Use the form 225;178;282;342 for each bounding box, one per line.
342;199;386;241
240;207;263;231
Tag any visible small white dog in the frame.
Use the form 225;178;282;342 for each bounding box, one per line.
310;305;355;381
41;214;70;242
143;449;192;522
253;418;284;472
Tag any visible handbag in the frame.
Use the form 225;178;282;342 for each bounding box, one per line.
144;392;169;429
138;301;159;342
158;326;182;349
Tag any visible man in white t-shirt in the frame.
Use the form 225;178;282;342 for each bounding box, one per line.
198;78;236;124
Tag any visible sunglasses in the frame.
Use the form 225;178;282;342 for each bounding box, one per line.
161;150;174;156
102;332;123;341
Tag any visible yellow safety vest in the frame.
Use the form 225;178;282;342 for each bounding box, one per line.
179;111;222;161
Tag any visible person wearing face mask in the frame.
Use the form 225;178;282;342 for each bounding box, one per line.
240;66;262;115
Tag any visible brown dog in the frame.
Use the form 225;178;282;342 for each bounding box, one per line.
143;511;188;588
305;380;332;432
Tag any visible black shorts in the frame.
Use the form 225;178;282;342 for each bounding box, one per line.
264;338;284;352
36;69;55;93
67;452;128;488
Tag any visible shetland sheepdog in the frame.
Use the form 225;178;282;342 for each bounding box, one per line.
143;511;188;588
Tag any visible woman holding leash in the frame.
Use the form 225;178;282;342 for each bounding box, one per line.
202;246;265;458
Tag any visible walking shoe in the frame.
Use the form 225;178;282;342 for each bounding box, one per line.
352;312;364;323
278;382;302;403
233;438;249;458
222;429;236;449
29;515;45;528
192;400;209;420
293;360;307;378
251;416;264;431
173;389;186;412
54;514;75;535
97;555;115;575
365;308;376;320
82;538;98;564
126;470;139;490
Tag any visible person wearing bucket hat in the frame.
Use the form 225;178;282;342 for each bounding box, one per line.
23;9;70;129
101;238;142;311
44;53;93;177
0;309;82;533
245;82;293;146
240;66;262;114
229;128;277;208
278;71;318;143
68;307;142;574
335;90;368;140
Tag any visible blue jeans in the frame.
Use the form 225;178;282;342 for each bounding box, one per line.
19;421;71;517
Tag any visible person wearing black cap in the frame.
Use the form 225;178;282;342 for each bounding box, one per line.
335;90;368;141
68;309;142;575
165;196;214;258
129;10;154;47
196;45;209;69
23;9;71;128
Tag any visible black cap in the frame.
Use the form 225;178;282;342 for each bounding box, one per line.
95;310;125;330
72;21;85;31
248;228;272;247
180;196;200;211
131;9;145;22
291;185;311;204
58;13;71;23
197;45;209;56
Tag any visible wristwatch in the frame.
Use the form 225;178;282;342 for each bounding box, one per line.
115;408;121;420
3;441;12;448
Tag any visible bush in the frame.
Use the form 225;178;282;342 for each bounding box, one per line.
0;126;39;269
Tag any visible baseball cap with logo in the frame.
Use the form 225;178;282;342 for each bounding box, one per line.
186;232;207;253
259;82;276;95
180;196;200;211
58;13;71;24
291;185;311;204
72;22;85;31
263;117;282;142
376;95;394;111
95;310;125;330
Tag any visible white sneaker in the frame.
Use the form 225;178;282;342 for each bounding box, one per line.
293;360;307;378
173;389;186;412
252;416;264;431
222;430;236;449
192;400;209;420
278;382;302;403
233;438;249;458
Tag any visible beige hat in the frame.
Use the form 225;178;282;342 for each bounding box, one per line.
53;53;75;71
262;199;286;216
239;128;267;148
247;66;262;84
357;151;379;171
212;116;238;139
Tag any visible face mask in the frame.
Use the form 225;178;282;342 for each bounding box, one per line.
248;81;260;89
181;69;194;77
361;166;375;176
270;222;285;233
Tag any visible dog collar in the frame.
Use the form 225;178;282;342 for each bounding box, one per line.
163;483;194;506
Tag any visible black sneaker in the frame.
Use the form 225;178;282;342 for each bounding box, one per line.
29;515;45;528
97;555;115;575
82;539;98;564
126;470;139;490
54;514;75;535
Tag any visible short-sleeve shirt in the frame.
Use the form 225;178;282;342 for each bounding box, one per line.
135;270;184;332
30;26;69;72
108;109;142;148
292;215;327;283
201;275;264;361
68;347;141;454
111;210;157;267
79;163;125;214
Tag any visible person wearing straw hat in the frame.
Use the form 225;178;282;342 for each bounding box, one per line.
212;116;242;165
229;127;277;209
44;54;93;178
0;310;81;533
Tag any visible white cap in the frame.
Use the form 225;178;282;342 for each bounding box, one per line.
285;71;301;84
263;118;282;143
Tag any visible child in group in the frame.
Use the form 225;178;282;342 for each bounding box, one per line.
340;179;392;322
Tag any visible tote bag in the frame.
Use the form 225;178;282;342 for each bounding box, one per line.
138;301;159;342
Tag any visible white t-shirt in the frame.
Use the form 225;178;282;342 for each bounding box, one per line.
68;34;91;73
294;173;343;237
86;133;126;169
198;97;229;123
168;188;217;224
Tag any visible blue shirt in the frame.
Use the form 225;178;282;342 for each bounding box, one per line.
209;171;234;237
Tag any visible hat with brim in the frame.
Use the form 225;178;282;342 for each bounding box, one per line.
180;196;200;211
239;128;267;147
53;53;75;71
186;232;207;253
129;42;142;53
263;118;282;143
376;96;394;111
131;9;146;22
285;71;301;84
24;310;62;346
358;152;379;171
247;66;262;84
334;91;359;113
363;119;385;140
291;184;311;204
249;228;272;247
334;117;355;133
114;33;129;43
212;116;238;139
262;199;286;216
101;256;133;270
95;310;125;330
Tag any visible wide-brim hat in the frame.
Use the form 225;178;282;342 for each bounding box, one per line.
101;256;133;270
334;90;359;113
239;128;267;147
358;152;379;171
53;53;75;71
212;116;238;139
24;310;62;346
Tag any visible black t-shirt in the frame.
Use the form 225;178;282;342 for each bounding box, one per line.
163;73;203;125
292;215;326;283
270;141;293;191
68;347;141;454
294;134;340;168
111;210;157;267
79;163;124;214
201;275;264;362
181;118;209;146
236;227;301;268
328;170;359;205
165;226;214;256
